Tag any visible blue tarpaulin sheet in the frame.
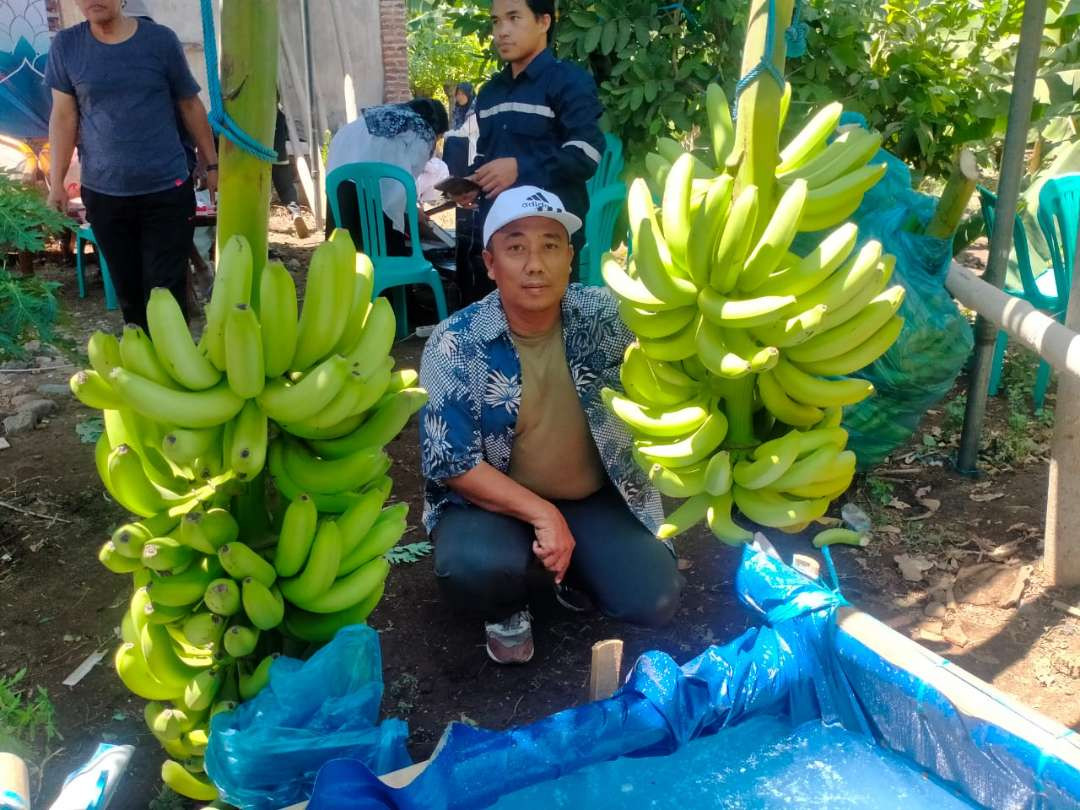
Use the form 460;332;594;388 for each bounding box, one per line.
305;546;1080;810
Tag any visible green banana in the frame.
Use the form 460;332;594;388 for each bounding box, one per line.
657;493;711;539
695;319;751;379
227;399;268;480
292;239;354;371
333;253;376;355
114;513;178;559
601;387;708;438
720;327;779;373
180;507;239;555
238;653;277;701
279;520;343;607
706;82;735;165
257;354;350;424
294;557;390;614
180;612;225;647
791;315;903;376
749;304;828;348
338;502;408;575
601;253;682;310
775;102;843;174
785;473;854;499
140;623;207;689
145;701;182;740
638;314;700;362
772;445;856;491
772;358;875;407
795;425;848;456
704;451;732;496
733;430;802;490
309;388;427;460
281;437;387;495
619;345;697;406
242;577;285;630
202;235;253;371
147;288;221;390
785;286;905;364
218;541;276;587
635;408;728;468
147;556;223;607
268;440;364;512
755;222;859;298
99;540;142;574
162;427;220;466
756;371;822;428
738;179;808;291
342;296;397;373
223;303;265;398
812;528;868;548
119;324;176;388
814;257;894;332
632;216;698;305
283;582;384;643
259;259;299;377
780;239;883;318
711;184;759;293
115;641;181;700
659;153;696;273
223;624;260;657
285;358;392;434
141;536;195;573
108;443;175;516
87;330;122;378
798;163;887;232
655;137;715;177
642;456;707;497
706;492;754;545
337;479;393;558
203;578;241;617
70;369;124;410
617;302;696;339
162;758;218;801
698;287;795;329
644;151;672;194
110;367;245;429
686;174;733;287
386;368;418;393
274;493;319;577
732;485;830;528
784;129;882;189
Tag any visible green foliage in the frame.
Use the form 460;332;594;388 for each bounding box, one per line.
0;668;60;761
408;1;494;104
0;269;60;360
0;170;73;253
864;475;895;506
386;541;433;564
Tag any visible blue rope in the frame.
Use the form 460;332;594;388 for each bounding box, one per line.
199;0;278;162
730;0;803;120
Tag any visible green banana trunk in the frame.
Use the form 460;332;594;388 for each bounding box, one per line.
216;0;279;298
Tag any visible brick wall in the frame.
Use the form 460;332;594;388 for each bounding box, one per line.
379;0;411;103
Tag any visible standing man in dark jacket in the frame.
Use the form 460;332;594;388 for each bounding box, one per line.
459;0;605;285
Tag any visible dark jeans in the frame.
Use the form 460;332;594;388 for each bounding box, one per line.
82;177;195;329
273;108;299;207
433;485;683;627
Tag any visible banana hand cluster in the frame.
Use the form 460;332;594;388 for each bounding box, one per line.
78;231;427;798
605;86;904;545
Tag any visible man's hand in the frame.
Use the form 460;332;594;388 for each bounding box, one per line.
531;503;576;584
471;157;518;198
47;185;68;213
205;167;218;196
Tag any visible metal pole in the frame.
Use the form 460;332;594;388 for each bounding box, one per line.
300;0;323;228
956;0;1047;474
1045;220;1080;586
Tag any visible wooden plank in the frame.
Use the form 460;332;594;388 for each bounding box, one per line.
588;639;624;701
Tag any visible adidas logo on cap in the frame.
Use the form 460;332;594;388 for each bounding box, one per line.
522;191;560;213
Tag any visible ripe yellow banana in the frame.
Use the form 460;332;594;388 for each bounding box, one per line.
257;354;350;424
227;399;268;480
738;179;808;292
657;493;710;539
202;235;253;371
791;315;903;376
711;184;759;293
776;101;843;174
786;285;905;364
635;407;728;468
756;371;823;428
120;324;177;388
706;492;754;545
258;259;299;377
772;358;875;407
224;303;265;398
292;239;354;371
338;503;408;574
309;387;427;460
110;367;245;429
601;387;708;438
147;288;221;390
279;520;343;607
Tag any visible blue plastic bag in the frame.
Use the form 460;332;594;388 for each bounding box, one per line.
204;625;411;810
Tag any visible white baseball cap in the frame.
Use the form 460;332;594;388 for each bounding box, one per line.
482;185;583;247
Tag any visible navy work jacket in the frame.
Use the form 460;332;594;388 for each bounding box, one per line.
471;48;604;232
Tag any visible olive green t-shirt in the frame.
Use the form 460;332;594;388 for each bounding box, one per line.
507;319;607;500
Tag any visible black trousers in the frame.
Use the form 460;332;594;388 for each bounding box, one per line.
433;485;682;627
82;177;195;330
273;108;299;207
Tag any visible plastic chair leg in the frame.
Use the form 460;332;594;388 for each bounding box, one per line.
1033;359;1053;412
75;235;87;299
100;259;119;311
987;330;1008;396
392;286;409;340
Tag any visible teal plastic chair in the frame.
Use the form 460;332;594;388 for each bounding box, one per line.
1032;173;1080;408
326;162;448;339
581;134;627;286
976;185;1062;407
75;223;118;310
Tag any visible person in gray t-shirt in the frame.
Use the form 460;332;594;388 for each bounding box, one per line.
45;0;218;329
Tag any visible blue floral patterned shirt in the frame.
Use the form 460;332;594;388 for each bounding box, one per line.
418;284;663;535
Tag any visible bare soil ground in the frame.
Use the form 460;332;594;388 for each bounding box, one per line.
0;215;1076;808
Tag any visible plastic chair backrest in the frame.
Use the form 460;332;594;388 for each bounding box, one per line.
325;162;424;262
1037;173;1080;311
976;184;1056;309
588;133;624;197
581;181;627;286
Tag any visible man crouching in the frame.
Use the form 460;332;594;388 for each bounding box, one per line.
419;186;682;664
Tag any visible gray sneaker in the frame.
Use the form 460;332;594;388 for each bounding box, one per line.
287;202;310;238
484;609;534;664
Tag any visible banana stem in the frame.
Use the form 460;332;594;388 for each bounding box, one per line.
734;0;794;224
217;0;279;299
723;375;758;448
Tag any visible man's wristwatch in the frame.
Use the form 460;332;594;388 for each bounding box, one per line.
206;163;219;171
